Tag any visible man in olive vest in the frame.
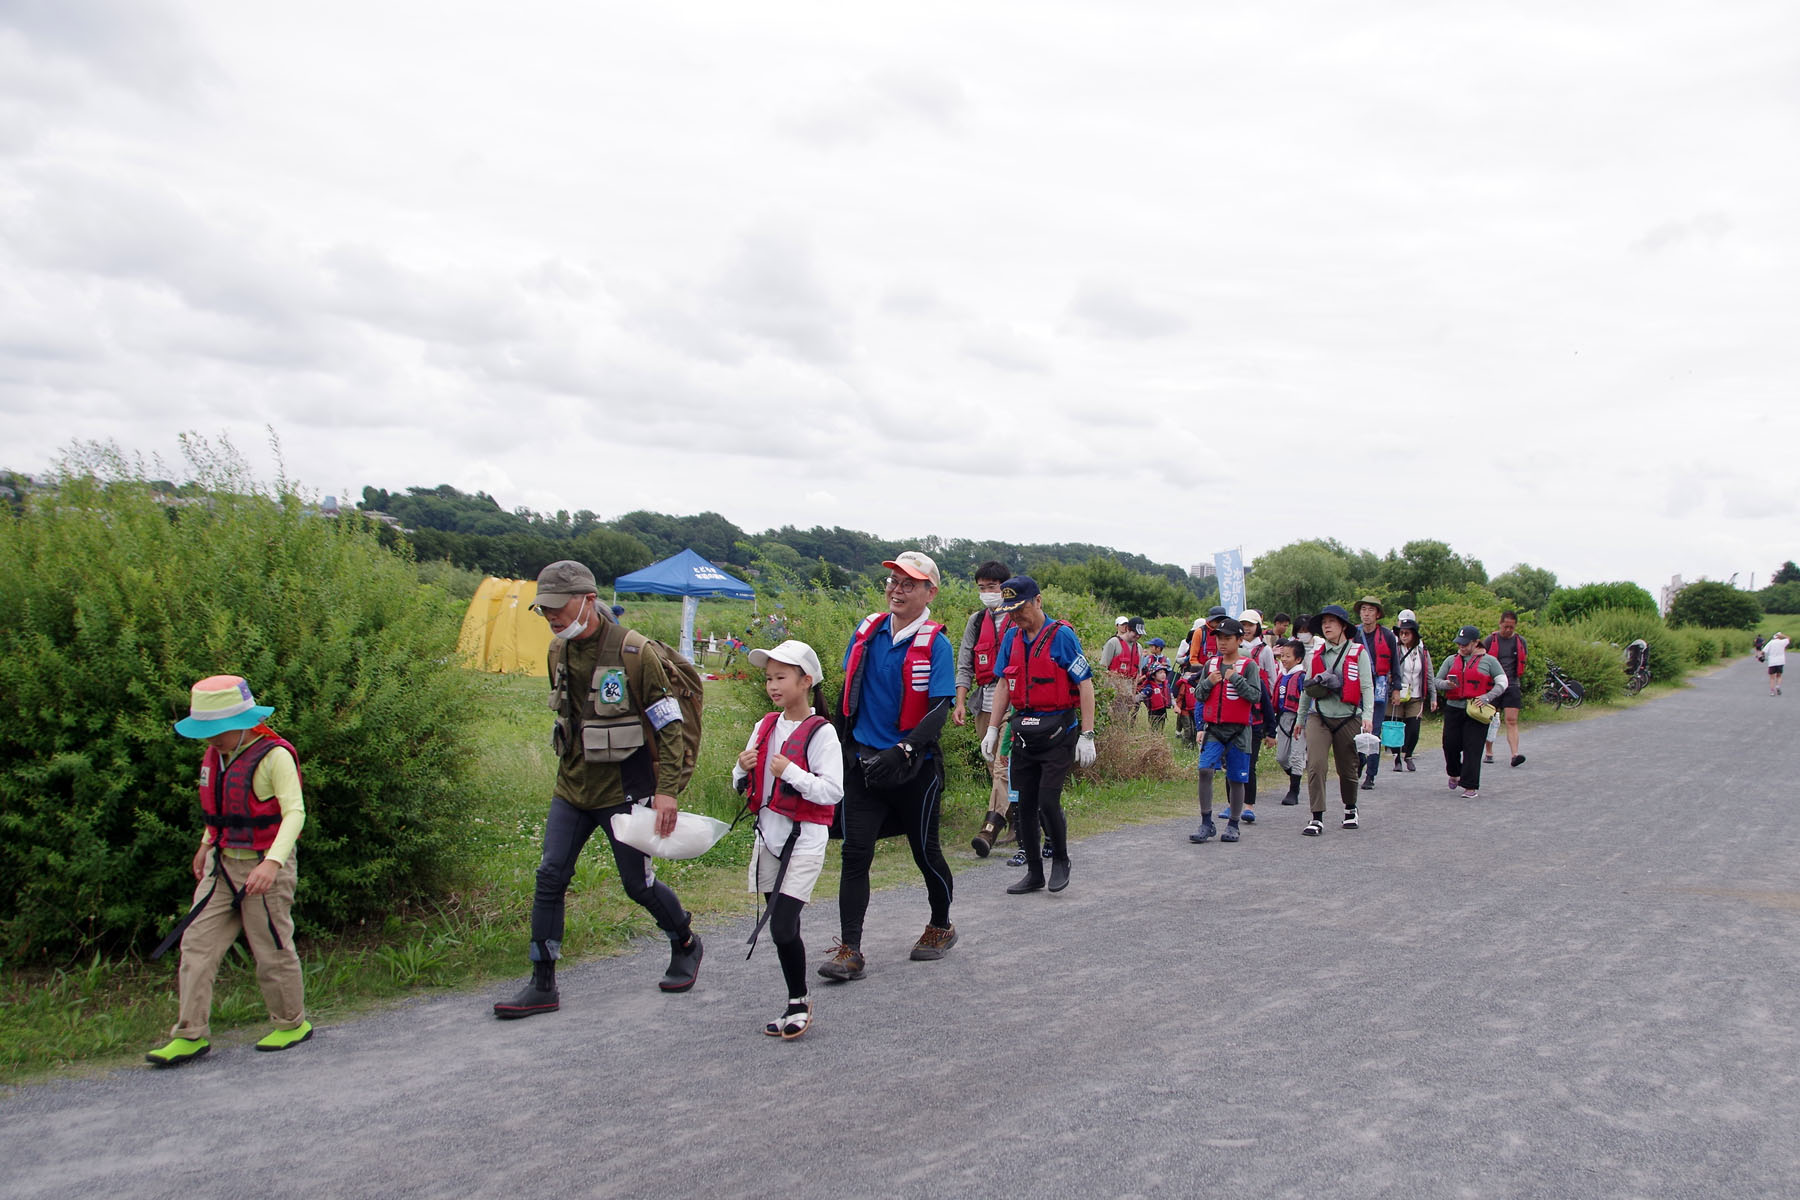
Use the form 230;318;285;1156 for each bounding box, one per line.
494;560;701;1018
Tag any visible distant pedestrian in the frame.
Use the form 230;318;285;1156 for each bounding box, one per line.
1764;631;1788;696
1138;665;1175;730
1189;617;1263;845
1353;595;1400;791
955;560;1015;857
1099;615;1141;678
1271;639;1308;804
148;676;310;1066
733;641;842;1039
1435;626;1508;799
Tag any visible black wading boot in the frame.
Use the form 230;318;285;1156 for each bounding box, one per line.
660;929;704;993
494;953;559;1019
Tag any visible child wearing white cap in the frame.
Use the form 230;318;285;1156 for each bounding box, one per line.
734;641;843;1038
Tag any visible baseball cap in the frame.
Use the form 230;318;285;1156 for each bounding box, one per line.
1115;615;1131;627
1215;617;1244;638
883;550;941;588
748;639;824;684
1454;625;1481;645
1238;609;1262;627
532;560;598;611
996;576;1041;613
1147;637;1165;648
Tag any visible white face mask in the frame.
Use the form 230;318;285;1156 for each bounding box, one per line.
979;592;1004;609
553;597;590;642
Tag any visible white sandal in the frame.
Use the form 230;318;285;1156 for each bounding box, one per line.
763;999;813;1040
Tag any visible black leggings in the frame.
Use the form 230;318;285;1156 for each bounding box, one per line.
763;892;808;1001
1012;739;1074;867
1400;716;1422;757
839;749;952;947
531;796;689;957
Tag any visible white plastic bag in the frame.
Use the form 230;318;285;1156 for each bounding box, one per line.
609;805;731;860
1352;731;1381;757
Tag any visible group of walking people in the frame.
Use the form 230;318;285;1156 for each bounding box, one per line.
145;552;1539;1062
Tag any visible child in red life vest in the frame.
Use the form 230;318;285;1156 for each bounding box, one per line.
733;640;844;1039
1138;666;1174;730
1189;618;1263;844
1271;639;1309;804
147;676;310;1067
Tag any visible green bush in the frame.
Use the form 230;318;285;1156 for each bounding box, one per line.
1525;626;1623;707
415;558;488;601
1544;581;1657;623
1414;601;1504;668
0;440;482;961
1758;581;1800;614
1678;629;1718;666
1571;609;1686;686
1667;580;1762;630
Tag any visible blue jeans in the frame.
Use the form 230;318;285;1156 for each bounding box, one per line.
1362;700;1387;781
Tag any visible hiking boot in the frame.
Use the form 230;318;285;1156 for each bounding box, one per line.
1303;817;1323;836
910;924;958;960
1511;754;1526;767
1241;807;1256;824
659;932;703;993
146;1037;210;1068
1007;872;1046;894
971;810;1006;858
1220;822;1240;843
1048;858;1071;892
494;959;559;1019
818;939;866;981
1342;809;1359;830
254;1020;313;1052
1188;818;1216;844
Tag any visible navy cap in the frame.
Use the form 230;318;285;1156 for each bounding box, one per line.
1455;625;1481;645
1206;605;1228;620
1215;617;1244;638
996;576;1041;613
1317;604;1355;628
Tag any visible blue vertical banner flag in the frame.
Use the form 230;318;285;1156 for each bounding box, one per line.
1215;548;1245;618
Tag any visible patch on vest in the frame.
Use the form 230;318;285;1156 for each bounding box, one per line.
645;697;681;730
908;659;933;692
199;765;211;787
599;669;626;706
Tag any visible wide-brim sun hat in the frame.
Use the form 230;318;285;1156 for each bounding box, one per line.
1317;604;1355;629
748;640;824;685
174;675;274;739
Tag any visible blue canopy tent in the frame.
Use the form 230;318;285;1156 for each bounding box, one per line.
612;549;756;661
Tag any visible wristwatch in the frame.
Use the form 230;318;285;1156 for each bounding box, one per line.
898;742;915;757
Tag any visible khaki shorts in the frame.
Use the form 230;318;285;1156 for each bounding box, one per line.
754;846;825;902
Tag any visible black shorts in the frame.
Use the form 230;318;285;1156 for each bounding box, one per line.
1771;664;1785;677
1498;684;1523;710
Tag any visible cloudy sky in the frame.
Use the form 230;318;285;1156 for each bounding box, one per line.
3;1;1796;594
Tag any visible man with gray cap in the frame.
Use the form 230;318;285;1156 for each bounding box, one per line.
493;560;702;1018
819;551;958;982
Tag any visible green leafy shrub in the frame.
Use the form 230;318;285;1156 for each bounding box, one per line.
1677;629;1718;666
1524;626;1623;707
1544;582;1657;623
0;439;481;961
1758;582;1800;614
1571;609;1686;685
1666;580;1762;630
1413;601;1504;667
415;558;488;601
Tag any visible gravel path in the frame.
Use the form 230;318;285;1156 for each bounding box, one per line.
5;655;1797;1199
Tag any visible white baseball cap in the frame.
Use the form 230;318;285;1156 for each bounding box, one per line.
748;640;824;684
1115;615;1131;627
1238;609;1262;627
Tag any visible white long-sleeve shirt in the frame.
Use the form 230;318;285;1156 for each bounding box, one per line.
731;714;845;865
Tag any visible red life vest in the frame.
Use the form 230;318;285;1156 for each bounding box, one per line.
1485;632;1527;678
972;610;1008;686
1143;678;1171;712
1308;640;1364;706
1187;626;1218;666
1276;668;1305;714
198;733;299;853
1359;626;1393;677
1448;652;1496;702
1108;639;1140;678
1202;656;1257;725
1006;619;1081;712
841;612;946;733
746;713;835;826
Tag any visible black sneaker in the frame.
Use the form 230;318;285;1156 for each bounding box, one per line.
1007;849;1028;867
659;932;703;993
1511;754;1526;767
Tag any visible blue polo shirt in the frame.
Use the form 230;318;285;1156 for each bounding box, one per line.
842;613;956;750
993;620;1093;705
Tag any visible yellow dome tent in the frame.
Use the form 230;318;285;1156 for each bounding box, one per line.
458;577;553;676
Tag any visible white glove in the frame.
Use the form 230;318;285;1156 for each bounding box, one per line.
1074;731;1097;768
980;726;999;762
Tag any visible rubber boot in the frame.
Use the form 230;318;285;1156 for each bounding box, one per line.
494;950;559;1019
971;810;1006;858
997;802;1020;846
1282;771;1301;805
660;929;703;993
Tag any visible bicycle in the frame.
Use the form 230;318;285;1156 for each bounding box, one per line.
1540;661;1586;709
1624;664;1651;695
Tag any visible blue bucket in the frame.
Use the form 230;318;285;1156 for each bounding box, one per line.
1379;719;1406;748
